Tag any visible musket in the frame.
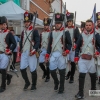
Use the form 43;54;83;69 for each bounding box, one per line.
30;11;37;51
47;9;55;49
72;11;76;48
49;9;55;37
8;55;19;77
63;2;66;52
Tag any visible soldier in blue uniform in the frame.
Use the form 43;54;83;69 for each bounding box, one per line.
0;16;16;93
39;18;51;82
20;12;40;91
95;12;100;84
45;13;72;94
65;11;80;83
74;19;100;99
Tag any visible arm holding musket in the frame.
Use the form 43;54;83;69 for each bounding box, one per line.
62;30;72;56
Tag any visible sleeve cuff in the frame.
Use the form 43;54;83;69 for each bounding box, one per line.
31;49;36;55
73;44;77;49
95;51;100;55
74;57;79;62
5;49;11;53
45;54;50;59
65;49;70;54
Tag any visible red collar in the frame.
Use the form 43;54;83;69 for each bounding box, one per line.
26;25;33;31
84;29;94;34
3;29;9;33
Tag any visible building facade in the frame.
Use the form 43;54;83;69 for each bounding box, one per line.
20;0;64;19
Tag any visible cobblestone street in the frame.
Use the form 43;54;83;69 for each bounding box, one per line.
0;64;100;100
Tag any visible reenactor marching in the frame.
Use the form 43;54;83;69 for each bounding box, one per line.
39;17;51;82
20;12;40;91
74;19;100;99
65;11;80;83
95;12;100;84
0;16;16;93
45;13;72;94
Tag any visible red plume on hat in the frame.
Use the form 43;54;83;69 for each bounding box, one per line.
24;11;33;22
66;10;70;16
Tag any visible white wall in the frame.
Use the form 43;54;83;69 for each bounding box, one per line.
49;0;64;17
21;0;30;11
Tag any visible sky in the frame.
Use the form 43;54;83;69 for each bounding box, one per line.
63;0;100;25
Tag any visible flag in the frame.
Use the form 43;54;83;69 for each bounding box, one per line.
91;3;96;23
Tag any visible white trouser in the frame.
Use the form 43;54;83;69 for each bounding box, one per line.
78;57;96;73
20;50;37;72
0;53;9;69
49;51;66;70
69;49;75;62
39;48;47;63
96;57;100;76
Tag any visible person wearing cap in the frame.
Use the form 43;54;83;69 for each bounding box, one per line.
0;16;16;93
0;17;13;86
74;19;100;99
20;12;40;91
39;18;51;82
80;21;85;33
65;11;80;83
45;13;72;94
95;12;100;84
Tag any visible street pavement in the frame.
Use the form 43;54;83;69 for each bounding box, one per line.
0;64;100;100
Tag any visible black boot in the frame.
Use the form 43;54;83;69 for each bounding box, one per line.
39;63;47;79
7;73;13;85
50;69;59;91
58;69;65;94
98;77;100;84
69;62;76;83
45;62;50;82
89;73;96;90
20;68;30;91
65;71;71;80
75;73;86;99
31;70;37;91
0;69;7;93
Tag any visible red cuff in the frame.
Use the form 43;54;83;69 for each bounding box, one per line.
73;44;77;49
74;57;79;62
95;51;99;55
31;51;36;55
5;49;10;52
45;54;50;59
18;52;21;57
65;50;70;54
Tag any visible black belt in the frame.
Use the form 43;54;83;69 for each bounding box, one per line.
0;51;4;54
